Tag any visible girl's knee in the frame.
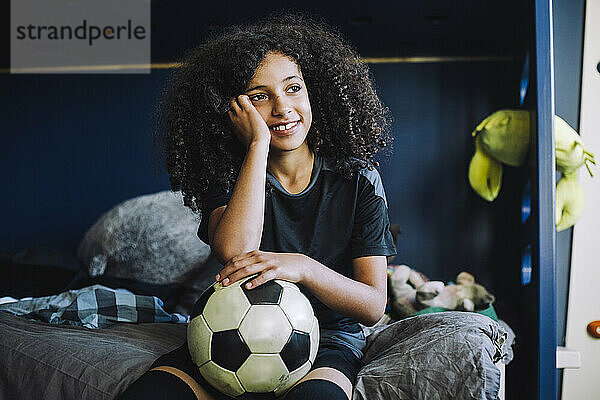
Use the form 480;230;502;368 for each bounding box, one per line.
284;379;349;400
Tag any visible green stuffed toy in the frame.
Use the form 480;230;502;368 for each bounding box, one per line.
468;135;503;202
554;115;595;231
468;110;596;231
473;109;532;167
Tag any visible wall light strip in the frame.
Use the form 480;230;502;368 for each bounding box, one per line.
0;55;515;74
362;55;515;63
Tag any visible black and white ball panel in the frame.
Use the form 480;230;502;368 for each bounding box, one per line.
239;305;293;353
199;360;246;398
279;285;314;333
211;330;251;371
237;354;289;392
190;285;214;319
187;314;212;367
242;280;283;305
279;331;310;372
203;281;251;332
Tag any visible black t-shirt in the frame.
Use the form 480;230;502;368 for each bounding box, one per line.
197;154;396;333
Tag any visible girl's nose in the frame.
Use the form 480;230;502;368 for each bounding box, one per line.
271;95;292;116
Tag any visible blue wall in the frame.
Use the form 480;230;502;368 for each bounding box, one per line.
374;61;521;287
1;73;172;255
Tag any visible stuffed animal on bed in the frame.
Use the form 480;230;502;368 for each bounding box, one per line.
387;264;426;318
388;265;495;320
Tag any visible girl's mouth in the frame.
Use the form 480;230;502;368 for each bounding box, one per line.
269;120;300;136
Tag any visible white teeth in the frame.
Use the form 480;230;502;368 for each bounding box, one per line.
271;121;298;131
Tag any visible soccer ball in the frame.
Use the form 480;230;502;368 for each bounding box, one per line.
187;275;319;398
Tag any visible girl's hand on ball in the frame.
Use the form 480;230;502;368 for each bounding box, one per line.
228;95;271;147
217;250;308;289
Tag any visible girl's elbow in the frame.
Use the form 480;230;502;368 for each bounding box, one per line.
362;295;387;326
211;228;260;263
360;305;386;327
212;246;241;265
211;241;258;265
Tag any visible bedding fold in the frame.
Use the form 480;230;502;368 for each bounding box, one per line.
0;284;188;328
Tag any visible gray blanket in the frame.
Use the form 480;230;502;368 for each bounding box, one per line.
0;311;186;400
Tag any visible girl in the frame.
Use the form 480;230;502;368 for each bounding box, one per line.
123;11;395;400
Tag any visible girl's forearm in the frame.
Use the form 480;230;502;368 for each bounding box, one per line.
212;141;269;263
301;256;387;326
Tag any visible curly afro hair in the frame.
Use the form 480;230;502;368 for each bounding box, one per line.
154;11;393;213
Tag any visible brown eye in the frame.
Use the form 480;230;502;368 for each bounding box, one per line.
249;94;267;101
287;84;302;93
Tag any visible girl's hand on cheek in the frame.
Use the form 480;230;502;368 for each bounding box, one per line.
216;250;309;290
228;95;271;148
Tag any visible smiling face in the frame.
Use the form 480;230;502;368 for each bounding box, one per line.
245;52;312;153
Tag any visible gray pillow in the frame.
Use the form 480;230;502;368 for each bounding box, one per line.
354;312;510;400
77;190;211;284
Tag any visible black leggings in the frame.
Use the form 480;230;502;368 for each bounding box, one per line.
120;342;361;399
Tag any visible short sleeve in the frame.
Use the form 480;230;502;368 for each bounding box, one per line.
350;169;397;259
197;187;232;244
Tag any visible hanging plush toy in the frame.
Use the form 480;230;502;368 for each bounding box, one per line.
468;135;503;202
468;110;532;201
472;109;532;167
554;116;595;231
468;110;595;231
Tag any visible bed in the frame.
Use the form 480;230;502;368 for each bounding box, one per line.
0;191;513;399
0;309;512;400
